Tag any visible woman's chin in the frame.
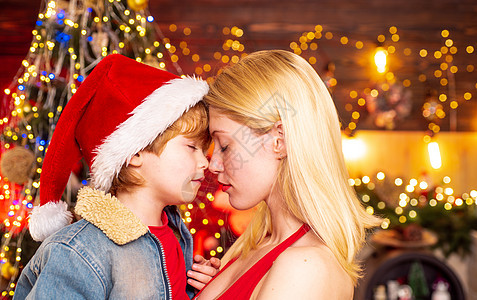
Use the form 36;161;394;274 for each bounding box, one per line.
229;198;255;211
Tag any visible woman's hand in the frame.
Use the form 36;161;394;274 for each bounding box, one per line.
187;255;221;290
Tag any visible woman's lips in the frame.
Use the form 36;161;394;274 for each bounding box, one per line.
221;184;232;192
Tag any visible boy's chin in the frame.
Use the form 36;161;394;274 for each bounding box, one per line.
179;188;200;203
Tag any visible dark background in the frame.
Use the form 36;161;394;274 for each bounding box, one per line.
1;0;476;131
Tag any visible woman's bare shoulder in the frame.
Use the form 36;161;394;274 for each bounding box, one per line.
275;245;349;281
277;245;337;268
256;246;354;299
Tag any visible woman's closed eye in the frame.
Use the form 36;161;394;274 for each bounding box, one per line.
188;145;199;151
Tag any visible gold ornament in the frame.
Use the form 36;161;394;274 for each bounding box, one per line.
1;261;18;280
0;147;35;184
143;54;161;69
127;0;149;12
90;32;110;58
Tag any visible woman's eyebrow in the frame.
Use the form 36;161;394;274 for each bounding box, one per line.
211;130;227;137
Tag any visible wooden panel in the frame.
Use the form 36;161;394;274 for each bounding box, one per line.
149;0;477;131
0;0;476;131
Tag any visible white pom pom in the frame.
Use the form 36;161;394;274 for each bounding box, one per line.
29;201;73;241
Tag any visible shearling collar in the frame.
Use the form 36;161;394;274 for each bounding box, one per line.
74;186;148;245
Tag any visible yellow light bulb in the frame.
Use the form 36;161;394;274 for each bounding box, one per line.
428;142;442;169
374;48;387;73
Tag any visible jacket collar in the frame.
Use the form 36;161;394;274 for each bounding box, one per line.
74;186;148;245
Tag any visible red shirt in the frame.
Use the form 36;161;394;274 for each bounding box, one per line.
149;213;188;300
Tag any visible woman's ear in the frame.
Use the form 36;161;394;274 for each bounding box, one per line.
272;121;287;159
129;152;143;167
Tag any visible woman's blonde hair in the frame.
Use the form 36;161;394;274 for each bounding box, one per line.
205;50;380;284
109;101;210;195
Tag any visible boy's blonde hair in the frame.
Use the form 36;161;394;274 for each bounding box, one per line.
109;101;210;195
204;50;380;284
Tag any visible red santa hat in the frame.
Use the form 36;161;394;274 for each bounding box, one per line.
29;54;209;241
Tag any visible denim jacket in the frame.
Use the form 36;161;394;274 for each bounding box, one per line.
14;187;194;300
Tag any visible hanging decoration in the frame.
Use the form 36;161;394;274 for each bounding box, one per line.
126;0;148;12
0;148;35;185
365;80;413;130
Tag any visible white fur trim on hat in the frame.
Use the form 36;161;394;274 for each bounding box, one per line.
29;201;73;241
91;76;209;192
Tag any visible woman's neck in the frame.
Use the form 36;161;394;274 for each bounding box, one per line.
265;189;304;244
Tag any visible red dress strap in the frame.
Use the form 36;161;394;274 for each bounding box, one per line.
194;224;310;300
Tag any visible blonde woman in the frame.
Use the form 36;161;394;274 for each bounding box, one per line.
194;50;380;300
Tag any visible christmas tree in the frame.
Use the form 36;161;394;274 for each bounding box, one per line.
0;0;194;297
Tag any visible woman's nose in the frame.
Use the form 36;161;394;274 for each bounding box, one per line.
208;154;224;174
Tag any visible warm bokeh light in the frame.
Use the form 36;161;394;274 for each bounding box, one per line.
428;142;442;169
342;137;367;161
374;48;387;73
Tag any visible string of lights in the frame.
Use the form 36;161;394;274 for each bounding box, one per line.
0;0;475;297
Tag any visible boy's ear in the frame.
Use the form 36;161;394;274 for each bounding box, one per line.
129;152;143;167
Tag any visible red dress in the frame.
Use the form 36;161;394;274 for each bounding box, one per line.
194;224;310;299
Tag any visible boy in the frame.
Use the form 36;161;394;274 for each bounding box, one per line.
14;54;218;299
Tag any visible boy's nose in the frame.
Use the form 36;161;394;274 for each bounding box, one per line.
198;152;209;170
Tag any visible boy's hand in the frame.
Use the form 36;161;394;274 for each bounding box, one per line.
187;255;221;290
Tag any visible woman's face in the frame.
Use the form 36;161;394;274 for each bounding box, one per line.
208;108;280;210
